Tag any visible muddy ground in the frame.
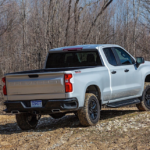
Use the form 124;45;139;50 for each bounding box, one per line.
0;89;150;150
0;96;150;150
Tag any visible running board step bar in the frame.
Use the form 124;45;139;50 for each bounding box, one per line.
106;99;141;108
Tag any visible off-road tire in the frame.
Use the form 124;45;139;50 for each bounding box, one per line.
136;82;150;111
16;113;39;130
77;93;100;126
50;113;65;119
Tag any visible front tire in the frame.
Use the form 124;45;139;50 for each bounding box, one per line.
16;113;40;130
77;93;100;126
136;82;150;111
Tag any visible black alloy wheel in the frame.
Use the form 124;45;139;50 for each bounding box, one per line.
77;93;100;126
136;83;150;111
88;99;98;121
16;113;41;130
144;88;150;108
26;114;41;126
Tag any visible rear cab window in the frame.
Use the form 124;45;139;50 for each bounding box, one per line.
103;48;117;66
46;51;103;68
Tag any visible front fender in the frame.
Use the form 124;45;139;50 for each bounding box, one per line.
139;61;150;91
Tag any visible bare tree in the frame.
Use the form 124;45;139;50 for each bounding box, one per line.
84;0;113;43
64;0;72;46
0;0;150;81
73;0;79;45
133;0;141;57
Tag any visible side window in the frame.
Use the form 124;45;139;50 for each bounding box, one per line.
114;47;135;65
103;48;117;66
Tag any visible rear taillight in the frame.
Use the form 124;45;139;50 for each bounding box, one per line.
64;74;73;93
2;77;7;95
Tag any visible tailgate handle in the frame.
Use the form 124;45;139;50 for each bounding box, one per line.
28;74;39;78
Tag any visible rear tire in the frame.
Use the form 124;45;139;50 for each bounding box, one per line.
50;113;65;119
16;113;40;130
136;82;150;111
77;93;100;126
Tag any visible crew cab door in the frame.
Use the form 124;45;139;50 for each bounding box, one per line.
103;48;127;100
112;47;142;98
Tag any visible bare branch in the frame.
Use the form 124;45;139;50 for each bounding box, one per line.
84;0;113;43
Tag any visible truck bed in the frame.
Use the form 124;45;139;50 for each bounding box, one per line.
5;66;100;101
5;66;98;76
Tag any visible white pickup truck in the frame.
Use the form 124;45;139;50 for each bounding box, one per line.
2;44;150;130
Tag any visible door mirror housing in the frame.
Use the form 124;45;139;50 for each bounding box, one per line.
136;57;145;67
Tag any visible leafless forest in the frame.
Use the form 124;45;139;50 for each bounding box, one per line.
0;0;150;79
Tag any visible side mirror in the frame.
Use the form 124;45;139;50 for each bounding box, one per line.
136;57;145;68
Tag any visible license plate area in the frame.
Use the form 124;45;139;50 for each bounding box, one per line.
31;100;42;107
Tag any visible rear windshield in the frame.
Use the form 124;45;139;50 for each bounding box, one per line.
46;51;102;68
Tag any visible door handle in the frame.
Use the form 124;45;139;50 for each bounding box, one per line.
111;71;116;74
124;69;129;72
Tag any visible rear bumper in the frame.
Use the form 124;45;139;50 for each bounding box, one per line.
4;98;78;115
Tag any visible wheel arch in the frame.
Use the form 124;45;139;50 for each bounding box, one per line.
143;73;150;92
85;84;102;108
145;74;150;82
140;70;150;93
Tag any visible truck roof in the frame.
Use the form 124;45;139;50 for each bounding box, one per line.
49;44;120;52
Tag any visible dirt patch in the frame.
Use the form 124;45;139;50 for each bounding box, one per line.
0;108;150;149
0;95;5;115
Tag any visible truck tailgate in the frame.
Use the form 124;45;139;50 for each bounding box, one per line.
6;72;65;100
